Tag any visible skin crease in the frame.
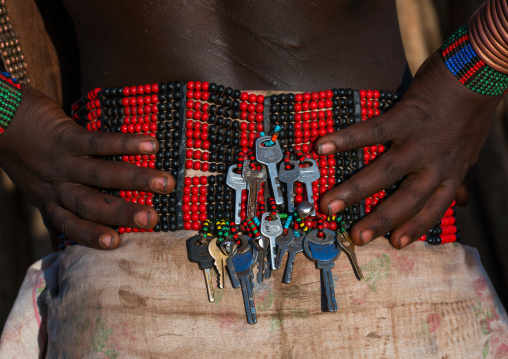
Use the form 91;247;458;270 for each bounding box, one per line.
0;0;499;249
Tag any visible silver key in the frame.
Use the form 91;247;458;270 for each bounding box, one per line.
242;160;267;219
303;229;341;312
337;231;364;281
275;228;295;269
260;212;283;270
208;237;229;289
299;159;320;216
255;136;284;205
278;160;301;213
226;164;247;225
283;230;305;284
253;235;269;283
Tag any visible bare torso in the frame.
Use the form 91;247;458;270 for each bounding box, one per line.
63;0;410;93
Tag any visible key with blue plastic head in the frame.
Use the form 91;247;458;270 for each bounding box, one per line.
231;243;259;324
303;228;342;312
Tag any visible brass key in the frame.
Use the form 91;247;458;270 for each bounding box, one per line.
208;237;229;288
337;231;363;281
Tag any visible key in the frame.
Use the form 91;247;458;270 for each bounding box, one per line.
303;229;341;312
337;231;364;281
208;237;229;289
275;228;295;269
226;164;247;225
187;235;215;302
263;250;272;280
242;160;267;219
255;136;284;205
299;159;320;216
260;212;283;270
278;160;301;212
253;235;269;283
282;230;305;284
231;244;259;324
226;235;250;289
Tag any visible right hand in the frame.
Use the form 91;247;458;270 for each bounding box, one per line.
0;86;175;250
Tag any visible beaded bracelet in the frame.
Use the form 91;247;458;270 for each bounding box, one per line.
441;25;508;96
72;81;458;245
0;71;21;135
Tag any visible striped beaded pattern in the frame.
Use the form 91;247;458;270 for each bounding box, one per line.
442;25;508;96
0;71;21;135
72;81;458;244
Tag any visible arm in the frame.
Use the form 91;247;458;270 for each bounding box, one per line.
316;0;507;248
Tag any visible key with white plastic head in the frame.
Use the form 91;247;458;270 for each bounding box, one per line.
278;160;301;213
226;164;247;225
260;212;283;270
255;136;284;205
242;160;267;219
299;159;320;216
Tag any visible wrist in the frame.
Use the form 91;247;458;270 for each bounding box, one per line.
441;24;508;96
0;71;21;136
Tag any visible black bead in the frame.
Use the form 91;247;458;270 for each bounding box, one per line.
209;83;217;92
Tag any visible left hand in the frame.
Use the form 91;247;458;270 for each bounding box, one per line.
316;51;501;248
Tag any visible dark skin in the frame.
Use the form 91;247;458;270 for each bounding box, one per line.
0;0;500;250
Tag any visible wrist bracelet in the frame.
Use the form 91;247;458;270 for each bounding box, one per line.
0;71;21;135
441;24;508;96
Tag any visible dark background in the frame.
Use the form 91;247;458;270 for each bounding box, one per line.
1;0;506;333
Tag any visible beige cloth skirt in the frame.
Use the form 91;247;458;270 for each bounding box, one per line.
1;231;507;358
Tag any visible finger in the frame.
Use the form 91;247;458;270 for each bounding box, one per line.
455;164;477;206
58;183;159;229
46;205;122;250
60;125;159;157
319;147;410;215
346;170;441;246
68;158;175;194
388;180;459;249
315;109;405;155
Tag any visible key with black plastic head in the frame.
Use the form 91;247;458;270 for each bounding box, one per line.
187;235;215;302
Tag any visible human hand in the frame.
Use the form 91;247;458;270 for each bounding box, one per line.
316;51;501;248
0;86;175;250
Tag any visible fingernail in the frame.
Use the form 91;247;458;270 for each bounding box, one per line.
398;235;411;248
99;235;114;249
317;142;336;155
327;199;345;215
140;140;156;153
360;229;374;245
134;211;150;228
153;177;168;193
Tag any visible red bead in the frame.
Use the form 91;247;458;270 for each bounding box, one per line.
201;163;209;172
184;222;192;230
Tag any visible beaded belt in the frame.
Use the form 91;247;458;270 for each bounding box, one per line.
72;81;458;245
